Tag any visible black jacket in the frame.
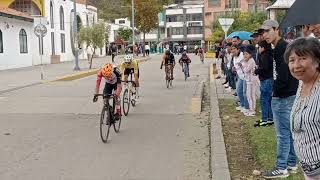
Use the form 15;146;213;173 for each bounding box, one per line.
255;49;273;81
272;38;298;98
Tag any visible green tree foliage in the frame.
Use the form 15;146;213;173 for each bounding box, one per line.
134;0;159;56
117;28;132;41
79;23;106;69
211;11;267;40
88;0;129;22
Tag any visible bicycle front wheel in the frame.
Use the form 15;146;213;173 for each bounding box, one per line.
100;106;111;143
122;89;130;116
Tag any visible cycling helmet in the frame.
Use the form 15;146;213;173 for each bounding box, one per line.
101;63;113;78
124;54;133;63
182;51;187;56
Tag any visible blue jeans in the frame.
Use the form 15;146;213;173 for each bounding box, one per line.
260;78;273;122
236;79;249;109
272;95;297;170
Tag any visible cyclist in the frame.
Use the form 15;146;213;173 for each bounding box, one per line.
179;51;191;77
198;47;204;62
160;50;176;80
93;63;122;120
119;54;140;98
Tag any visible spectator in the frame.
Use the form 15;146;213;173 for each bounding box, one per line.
308;24;320;38
242;40;250;46
260;19;299;179
232;44;249;114
145;43;150;56
111;44;117;63
302;25;315;38
284;38;320;180
232;36;245;51
254;40;274;127
223;43;235;90
215;42;222;79
242;45;259;116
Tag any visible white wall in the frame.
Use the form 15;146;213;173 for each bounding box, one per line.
166;22;184;27
0;17;34;70
166;9;183;15
187;34;203;38
186;8;202;14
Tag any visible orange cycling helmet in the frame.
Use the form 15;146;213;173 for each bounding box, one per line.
101;63;113;78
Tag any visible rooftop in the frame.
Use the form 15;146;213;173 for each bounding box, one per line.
0;6;33;22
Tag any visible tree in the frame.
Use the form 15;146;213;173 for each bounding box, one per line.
88;0;129;22
79;23;106;69
212;11;267;38
134;0;160;56
117;28;132;41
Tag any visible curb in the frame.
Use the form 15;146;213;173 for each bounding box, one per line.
190;80;204;114
209;63;231;180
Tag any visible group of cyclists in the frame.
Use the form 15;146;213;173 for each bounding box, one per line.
93;46;205;120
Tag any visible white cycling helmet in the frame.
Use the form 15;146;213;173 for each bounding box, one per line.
124;54;133;63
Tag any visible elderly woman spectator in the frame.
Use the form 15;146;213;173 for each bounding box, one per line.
285;38;320;180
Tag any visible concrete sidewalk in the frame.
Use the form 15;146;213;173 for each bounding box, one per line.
0;55;152;94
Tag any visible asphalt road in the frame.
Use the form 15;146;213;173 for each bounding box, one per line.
0;54;211;180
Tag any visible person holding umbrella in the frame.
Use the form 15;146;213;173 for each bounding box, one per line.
260;19;299;179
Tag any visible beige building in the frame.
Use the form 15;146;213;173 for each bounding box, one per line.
204;0;269;41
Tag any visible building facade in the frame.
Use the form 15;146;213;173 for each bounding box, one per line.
204;0;269;41
0;0;101;70
160;2;205;52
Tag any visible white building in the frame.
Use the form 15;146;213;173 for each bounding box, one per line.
161;2;205;51
0;0;103;70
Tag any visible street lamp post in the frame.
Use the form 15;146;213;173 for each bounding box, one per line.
131;0;135;47
73;0;80;71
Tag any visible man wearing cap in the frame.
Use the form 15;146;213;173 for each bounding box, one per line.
260;19;299;179
309;24;320;38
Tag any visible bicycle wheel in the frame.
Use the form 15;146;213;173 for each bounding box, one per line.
100;106;111;143
122;89;130;116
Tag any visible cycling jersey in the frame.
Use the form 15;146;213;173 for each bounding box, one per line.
164;53;175;65
179;55;191;64
119;59;139;75
95;67;122;92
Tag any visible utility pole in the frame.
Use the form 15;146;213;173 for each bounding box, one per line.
132;0;135;46
73;0;80;71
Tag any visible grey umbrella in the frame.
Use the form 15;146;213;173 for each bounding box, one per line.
280;0;320;28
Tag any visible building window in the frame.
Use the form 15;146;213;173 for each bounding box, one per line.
172;27;183;35
208;0;221;7
19;29;28;53
61;33;65;53
186;14;202;21
119;20;125;24
50;1;54;28
166;15;183;22
187;27;203;34
9;0;41;15
51;32;55;55
0;30;3;53
226;0;239;9
60;6;64;30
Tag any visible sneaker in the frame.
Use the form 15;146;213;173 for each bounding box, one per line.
236;106;243;111
267;120;274;125
241;108;249;113
262;167;289;179
245;111;256;117
254;121;269;127
256;119;263;123
287;165;298;174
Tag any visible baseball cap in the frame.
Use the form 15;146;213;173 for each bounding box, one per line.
259;19;279;30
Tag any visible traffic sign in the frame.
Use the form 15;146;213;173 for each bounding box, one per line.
34;24;47;37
